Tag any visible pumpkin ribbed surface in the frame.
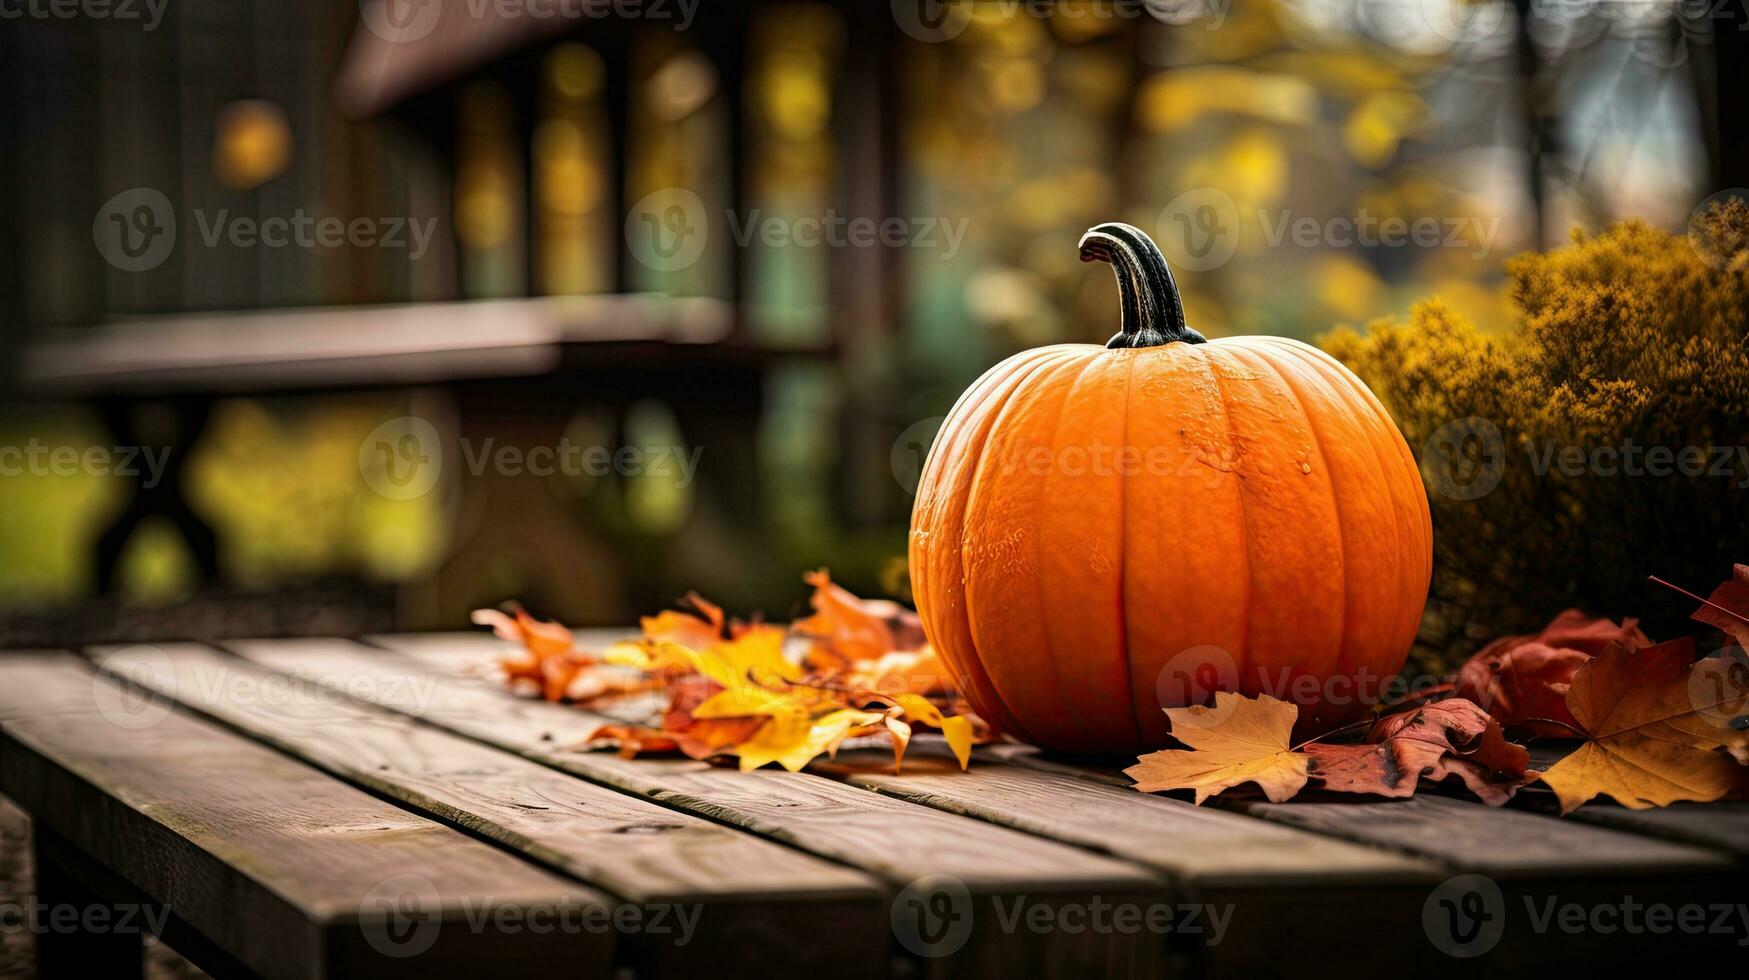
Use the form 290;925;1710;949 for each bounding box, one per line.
909;336;1432;753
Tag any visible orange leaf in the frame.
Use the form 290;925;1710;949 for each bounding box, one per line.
640;592;728;649
1539;640;1749;813
1692;564;1749;651
794;569;923;667
1451;610;1651;736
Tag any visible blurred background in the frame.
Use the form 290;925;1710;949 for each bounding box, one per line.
0;0;1741;648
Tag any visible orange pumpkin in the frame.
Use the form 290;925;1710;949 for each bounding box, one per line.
910;222;1432;754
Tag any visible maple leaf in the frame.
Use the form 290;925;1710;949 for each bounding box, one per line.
794;569;925;668
607;626;800;691
1539;639;1749;813
472;604;590;701
1451;610;1651;736
1125;693;1309;803
691;684;886;772
1689;564;1749;651
882;692;974;771
842;645;955;698
639;592;728;649
1306;700;1533;805
472;603;578;660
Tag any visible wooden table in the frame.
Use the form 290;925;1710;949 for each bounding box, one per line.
0;635;1744;978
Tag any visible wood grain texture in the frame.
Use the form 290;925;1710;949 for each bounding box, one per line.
1565;802;1749;860
86;642;886;975
1001;745;1733;878
0;652;611;980
1002;744;1749;972
230;637;1176;977
1528;744;1749;860
818;743;1442;977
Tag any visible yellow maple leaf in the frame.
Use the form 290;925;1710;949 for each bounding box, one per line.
692;685;884;772
1126;693;1309;804
885;692;974;771
1540;641;1749;813
607;627;801;691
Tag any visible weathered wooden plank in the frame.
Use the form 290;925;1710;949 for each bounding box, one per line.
1001;745;1732;877
1005;745;1747;971
229;637;1176;977
0;652;612;980
1528;743;1749;859
86;642;886;976
1564;802;1749;860
815;743;1441;977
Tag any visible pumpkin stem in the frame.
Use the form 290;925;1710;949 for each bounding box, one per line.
1079;222;1207;348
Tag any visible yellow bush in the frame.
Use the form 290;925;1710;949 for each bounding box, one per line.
1322;201;1749;669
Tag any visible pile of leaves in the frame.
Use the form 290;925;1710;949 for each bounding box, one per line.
1128;567;1749;813
473;571;978;773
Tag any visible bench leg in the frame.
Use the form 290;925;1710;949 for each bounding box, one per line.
31;829;144;978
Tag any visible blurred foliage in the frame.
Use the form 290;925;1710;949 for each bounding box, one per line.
0;0;1718;620
1323;201;1749;669
190;398;445;587
0;409;124;606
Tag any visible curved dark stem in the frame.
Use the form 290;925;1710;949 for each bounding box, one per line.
1078;222;1206;349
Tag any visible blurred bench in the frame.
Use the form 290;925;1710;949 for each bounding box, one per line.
13;295;783;629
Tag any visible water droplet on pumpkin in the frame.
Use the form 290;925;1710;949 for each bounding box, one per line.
1299;462;1312;475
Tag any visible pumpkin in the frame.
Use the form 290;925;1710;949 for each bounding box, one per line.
909;222;1432;754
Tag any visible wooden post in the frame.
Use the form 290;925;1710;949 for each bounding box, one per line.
30;829;144;979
